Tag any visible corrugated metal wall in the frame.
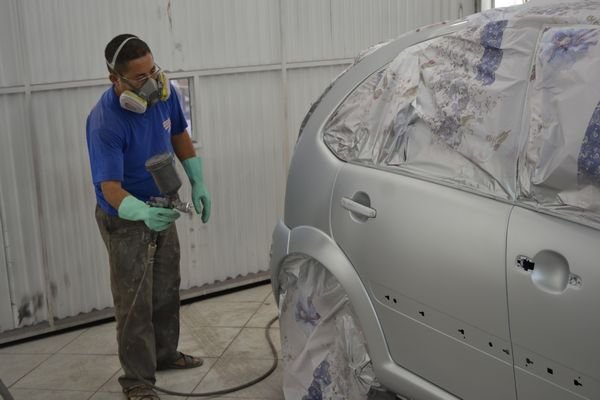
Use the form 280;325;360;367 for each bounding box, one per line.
0;0;474;340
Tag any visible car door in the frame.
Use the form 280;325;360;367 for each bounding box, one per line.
509;23;600;400
330;164;516;400
324;16;539;399
506;209;600;400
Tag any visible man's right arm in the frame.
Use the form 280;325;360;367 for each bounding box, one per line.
100;181;131;210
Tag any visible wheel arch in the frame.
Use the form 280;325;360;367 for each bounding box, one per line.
271;224;461;400
276;225;390;365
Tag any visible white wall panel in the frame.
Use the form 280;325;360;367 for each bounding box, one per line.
0;94;47;329
177;71;285;289
284;0;336;63
287;65;348;158
30;87;113;319
0;0;22;87
20;0;281;84
170;0;281;70
21;0;172;84
16;0;473;85
286;0;473;62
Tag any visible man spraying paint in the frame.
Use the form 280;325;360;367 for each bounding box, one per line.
86;34;211;400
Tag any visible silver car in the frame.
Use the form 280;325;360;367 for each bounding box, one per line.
270;2;600;400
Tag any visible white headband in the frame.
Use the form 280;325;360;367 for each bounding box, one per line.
106;36;138;70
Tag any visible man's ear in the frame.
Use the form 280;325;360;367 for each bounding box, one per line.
109;72;118;85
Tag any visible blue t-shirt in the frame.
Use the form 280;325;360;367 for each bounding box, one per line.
86;84;188;216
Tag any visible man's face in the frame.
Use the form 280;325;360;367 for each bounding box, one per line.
111;53;158;94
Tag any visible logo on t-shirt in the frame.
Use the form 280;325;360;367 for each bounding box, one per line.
162;118;171;134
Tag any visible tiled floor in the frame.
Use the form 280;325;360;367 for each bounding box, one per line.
0;283;282;400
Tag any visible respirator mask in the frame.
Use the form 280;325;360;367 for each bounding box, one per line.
106;36;171;114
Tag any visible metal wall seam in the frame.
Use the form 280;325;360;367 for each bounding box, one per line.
0;60;358;95
15;0;55;329
192;74;203;147
0;0;21;87
280;0;291;170
0;202;15;330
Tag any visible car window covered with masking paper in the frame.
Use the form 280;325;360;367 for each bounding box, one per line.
323;2;600;229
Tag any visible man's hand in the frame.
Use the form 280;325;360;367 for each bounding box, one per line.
182;156;211;223
118;195;180;231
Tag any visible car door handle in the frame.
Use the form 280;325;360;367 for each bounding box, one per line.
516;253;582;294
341;197;377;219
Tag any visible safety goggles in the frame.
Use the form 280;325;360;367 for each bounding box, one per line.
118;64;162;89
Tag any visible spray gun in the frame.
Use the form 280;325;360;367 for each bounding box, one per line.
144;153;194;215
136;153;193;341
142;153;192;274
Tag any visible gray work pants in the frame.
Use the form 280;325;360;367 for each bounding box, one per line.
95;205;181;390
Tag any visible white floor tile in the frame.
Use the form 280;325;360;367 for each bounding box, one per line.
178;326;241;357
99;357;217;394
246;303;279;329
203;284;272;304
0;353;50;386
184;397;280;400
8;388;94;400
194;358;284;399
59;322;118;355
154;360;218;395
96;369;122;393
0;329;85;355
13;354;120;391
88;392;125;400
221;328;281;360
181;301;260;328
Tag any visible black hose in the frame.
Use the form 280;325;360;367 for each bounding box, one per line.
119;235;279;397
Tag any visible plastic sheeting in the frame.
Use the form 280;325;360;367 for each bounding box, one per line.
324;2;600;228
278;255;380;400
519;11;600;225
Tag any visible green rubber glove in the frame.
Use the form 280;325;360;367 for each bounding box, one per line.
182;156;211;223
118;195;180;232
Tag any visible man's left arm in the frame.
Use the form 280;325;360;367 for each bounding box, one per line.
171;130;196;161
172;131;211;223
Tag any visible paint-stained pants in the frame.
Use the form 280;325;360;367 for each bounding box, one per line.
95;205;181;390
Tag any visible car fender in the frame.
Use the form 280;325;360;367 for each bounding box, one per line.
271;222;460;400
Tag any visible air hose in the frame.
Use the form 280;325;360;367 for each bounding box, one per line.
120;232;279;397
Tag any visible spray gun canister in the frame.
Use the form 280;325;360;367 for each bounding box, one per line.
145;153;193;214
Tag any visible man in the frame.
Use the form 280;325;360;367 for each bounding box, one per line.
86;34;211;400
